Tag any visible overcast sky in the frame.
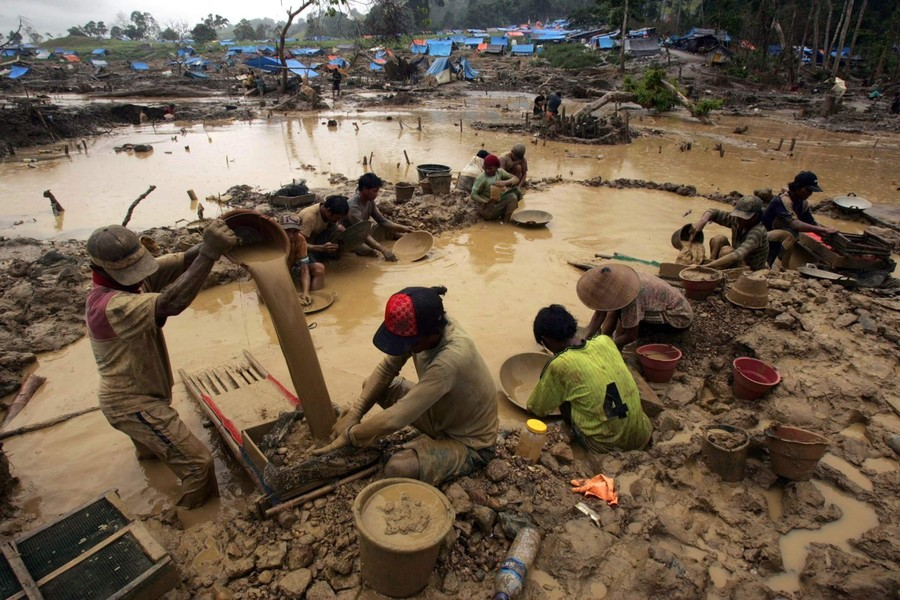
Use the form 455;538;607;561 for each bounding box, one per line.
1;0;364;39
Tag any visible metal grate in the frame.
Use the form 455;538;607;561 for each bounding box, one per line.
0;554;22;598
18;498;129;581
38;534;154;600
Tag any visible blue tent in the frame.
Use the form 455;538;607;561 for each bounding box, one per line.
285;59;319;78
328;57;349;68
292;48;322;56
244;56;282;73
185;57;209;69
464;37;484;47
177;47;195;58
457;57;478;80
426;57;453;83
427;40;452;57
91;48;108;55
1;49;17;57
7;65;29;79
490;36;508;47
532;30;568;41
184;70;209;79
369;62;384;71
450;35;466;44
411;42;427;54
597;35;616;49
90;59;108;67
220;40;235;46
131;61;149;71
511;44;535;55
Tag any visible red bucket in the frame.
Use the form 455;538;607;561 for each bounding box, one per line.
732;357;780;400
636;344;683;383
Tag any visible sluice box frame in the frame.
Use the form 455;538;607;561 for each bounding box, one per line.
0;491;177;600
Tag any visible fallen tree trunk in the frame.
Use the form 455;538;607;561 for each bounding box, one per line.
661;80;712;124
574;91;636;118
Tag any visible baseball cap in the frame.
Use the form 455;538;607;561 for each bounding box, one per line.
791;171;823;192
281;214;302;230
730;195;763;219
373;287;447;355
87;225;158;286
511;143;526;158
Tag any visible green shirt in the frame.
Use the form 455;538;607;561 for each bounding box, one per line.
527;336;651;451
470;168;516;205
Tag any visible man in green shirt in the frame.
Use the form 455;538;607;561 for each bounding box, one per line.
689;195;770;271
470;154;521;222
528;305;651;453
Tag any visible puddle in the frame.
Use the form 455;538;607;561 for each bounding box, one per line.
761;485;785;521
821;454;873;491
767;480;879;594
708;564;730;588
839;422;869;441
862;457;897;474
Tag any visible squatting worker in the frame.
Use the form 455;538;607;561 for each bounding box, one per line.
689;195;769;270
763;171;837;266
470;154;521;222
499;143;529;187
85;221;237;509
546;91;562;118
580;264;693;349
282;214;321;306
344;173;414;262
313;286;498;485
528;305;651;452
298;194;349;266
457;149;489;193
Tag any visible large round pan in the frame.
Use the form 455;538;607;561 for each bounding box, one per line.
510;209;553;228
499;352;558;416
833;193;872;213
334;221;373;254
392;231;434;261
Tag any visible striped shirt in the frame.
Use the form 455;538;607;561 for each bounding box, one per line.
708;209;770;271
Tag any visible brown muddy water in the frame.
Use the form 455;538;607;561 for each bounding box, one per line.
1;97;898;239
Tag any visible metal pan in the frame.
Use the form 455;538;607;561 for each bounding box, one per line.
499;352;559;416
833;193;872;213
334;221;373;255
510;209;553;228
796;264;857;288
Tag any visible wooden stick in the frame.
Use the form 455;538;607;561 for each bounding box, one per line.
789;138;796;152
403;150;411;165
42;189;65;215
0;406;101;441
2;375;46;427
264;464;379;518
398;118;404;130
459;120;463;133
121;185;157;227
187;189;198;202
1;541;42;600
417;117;422;130
776;138;784;151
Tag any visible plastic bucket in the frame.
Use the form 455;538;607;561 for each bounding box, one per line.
416;163;451;181
420;179;432;194
395;183;415;202
636;344;683;383
732;357;780;400
353;478;454;597
428;172;452;195
679;267;724;300
765;426;830;481
702;425;749;482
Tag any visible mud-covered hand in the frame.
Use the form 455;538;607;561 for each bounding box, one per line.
200;219;238;260
688;219;707;243
383;250;397;262
571;474;619;506
311;426;352;456
329;407;362;439
299;293;313;307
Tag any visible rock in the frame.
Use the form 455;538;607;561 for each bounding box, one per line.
254;541;287;570
472;505;497;534
774;312;796;329
257;571;273;585
329;555;354;576
857;315;879;334
549;442;574;464
454;520;473;539
4;282;33;302
278;569;312;596
769;278;792;291
442;571;461;594
275;510;298;529
328;571;360;591
287;544;315;571
225;542;243;558
444;482;473;514
210;583;234;600
499;512;532;539
306;581;336;600
834;312;858;328
849;294;872;310
656;411;683;435
224;557;254;580
888;435;900;456
485;459;511;482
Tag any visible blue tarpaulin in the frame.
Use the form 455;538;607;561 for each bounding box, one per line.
531;30;568;41
184;70;209;79
511;44;535;55
292;48;322;56
177;47;195;57
450;35;466;44
490;36;508;47
426;57;451;76
411;43;427;54
131;61;149;71
91;48;108;55
244;56;281;73
7;65;29;79
464;37;484;47
285;59;319;77
427;40;453;56
328;57;349;68
1;49;18;57
457;57;478;80
369;62;384;71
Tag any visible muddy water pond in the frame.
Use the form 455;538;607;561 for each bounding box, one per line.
1;99;898;239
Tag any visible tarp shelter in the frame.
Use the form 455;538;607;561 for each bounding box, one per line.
411;42;427;54
490;36;508;47
1;49;17;57
511;44;535;55
328;57;349;68
185;57;209;70
484;44;505;55
625;38;660;57
34;50;52;60
706;45;733;65
62;54;81;63
596;35;616;49
91;48;109;55
184;70;209;79
7;66;29;79
292;48;322;56
285;59;319;78
177;47;195;58
464;37;484;47
131;61;150;71
531;30;567;42
427;40;453;57
369;62;384;71
90;59;108;68
457;57;478;80
425;57;454;84
244;56;281;73
450;35;466;44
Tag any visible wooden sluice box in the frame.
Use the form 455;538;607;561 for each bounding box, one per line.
0;491;177;600
179;351;381;515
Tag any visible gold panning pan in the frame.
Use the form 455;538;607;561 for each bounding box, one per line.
303;291;335;314
511;209;553;228
334;221;373;255
499;352;558;416
392;231;434;261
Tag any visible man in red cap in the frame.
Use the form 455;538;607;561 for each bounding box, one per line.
763;171;837;266
85;220;237;509
470;153;521;222
313;286;498;485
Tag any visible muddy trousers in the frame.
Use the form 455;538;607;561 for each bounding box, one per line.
766;230;796;266
105;404;217;509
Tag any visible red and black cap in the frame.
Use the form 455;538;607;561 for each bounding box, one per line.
373;286;446;355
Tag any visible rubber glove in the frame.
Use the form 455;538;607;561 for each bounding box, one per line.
199;219;238;260
571;474;618;506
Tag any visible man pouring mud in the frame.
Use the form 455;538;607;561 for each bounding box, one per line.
85;221;238;509
313;286;498;486
688;195;769;271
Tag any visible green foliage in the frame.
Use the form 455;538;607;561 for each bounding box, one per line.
191;23;217;44
623;67;678;112
693;98;723;116
541;43;603;70
160;28;179;42
233;19;256;41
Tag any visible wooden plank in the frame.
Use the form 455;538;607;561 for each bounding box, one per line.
1;540;43;600
629;367;666;418
127;523;168;562
223;365;245;389
107;558;178;600
33;526;131;587
243;350;270;379
201;372;221;395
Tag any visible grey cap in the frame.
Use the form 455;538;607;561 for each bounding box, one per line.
511;143;526;158
730;195;763;220
87;225;159;286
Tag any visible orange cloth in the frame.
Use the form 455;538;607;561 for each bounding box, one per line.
571;474;618;506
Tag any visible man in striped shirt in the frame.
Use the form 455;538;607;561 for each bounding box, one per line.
689;195;769;271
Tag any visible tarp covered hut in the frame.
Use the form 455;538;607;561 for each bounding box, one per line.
625;38;660;57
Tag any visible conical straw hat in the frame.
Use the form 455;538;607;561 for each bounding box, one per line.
725;272;768;309
577;264;641;311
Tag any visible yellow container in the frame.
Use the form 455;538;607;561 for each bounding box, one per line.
516;418;548;464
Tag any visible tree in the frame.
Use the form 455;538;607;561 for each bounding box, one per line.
365;0;412;39
278;0;348;92
6;30;23;44
109;26;125;39
234;19;257;40
191;23;217;44
256;23;274;39
125;11;159;40
203;14;230;30
165;20;191;41
160;28;179;41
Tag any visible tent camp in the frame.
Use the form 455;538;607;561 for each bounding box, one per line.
427;40;453;57
244;56;282;73
464;37;484;47
411;41;427;54
426;57;454;84
625;38;660;57
285;59;319;78
490;36;508;47
511;44;535;56
91;48;109;55
130;61;150;71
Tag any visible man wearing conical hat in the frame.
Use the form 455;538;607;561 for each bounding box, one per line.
579;264;693;349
